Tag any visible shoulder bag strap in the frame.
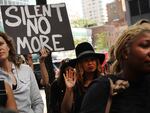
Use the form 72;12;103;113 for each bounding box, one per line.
105;78;113;113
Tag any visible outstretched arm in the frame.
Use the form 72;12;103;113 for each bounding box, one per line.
61;68;77;113
39;48;50;86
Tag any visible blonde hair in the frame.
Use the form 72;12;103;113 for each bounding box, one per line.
108;45;115;63
134;19;150;26
112;26;150;73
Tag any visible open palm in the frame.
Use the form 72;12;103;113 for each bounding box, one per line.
64;68;77;89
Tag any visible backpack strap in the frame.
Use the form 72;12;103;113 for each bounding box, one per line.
0;80;7;107
105;78;130;113
105;78;113;113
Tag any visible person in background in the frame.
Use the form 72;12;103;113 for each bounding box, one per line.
80;25;150;113
42;49;56;113
61;42;105;113
104;45;115;74
0;32;44;113
48;58;75;113
23;53;34;70
23;47;56;113
39;47;75;113
23;48;49;88
38;48;56;113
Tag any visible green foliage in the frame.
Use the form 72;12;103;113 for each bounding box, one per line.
71;19;97;28
95;32;108;51
74;37;88;46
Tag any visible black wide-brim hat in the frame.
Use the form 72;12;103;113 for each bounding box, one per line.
70;42;105;67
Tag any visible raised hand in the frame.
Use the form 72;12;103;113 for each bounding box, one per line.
39;48;49;62
63;68;77;90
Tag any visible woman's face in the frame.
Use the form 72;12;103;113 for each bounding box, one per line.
0;36;10;61
81;57;97;73
127;32;150;74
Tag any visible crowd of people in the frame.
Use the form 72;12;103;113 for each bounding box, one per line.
0;18;149;113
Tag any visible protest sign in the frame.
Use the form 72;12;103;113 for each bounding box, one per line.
0;3;74;54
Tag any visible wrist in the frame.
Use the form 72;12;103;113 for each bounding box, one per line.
66;87;73;92
40;59;45;63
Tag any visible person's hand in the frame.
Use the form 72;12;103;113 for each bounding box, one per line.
63;68;77;90
39;48;50;62
109;79;129;96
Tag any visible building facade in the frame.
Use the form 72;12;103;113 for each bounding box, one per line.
47;0;83;21
0;0;32;5
82;0;107;26
107;0;125;22
125;0;150;25
91;24;127;49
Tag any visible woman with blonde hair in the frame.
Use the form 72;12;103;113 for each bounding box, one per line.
80;25;150;113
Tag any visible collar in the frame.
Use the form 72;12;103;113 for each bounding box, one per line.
0;63;16;76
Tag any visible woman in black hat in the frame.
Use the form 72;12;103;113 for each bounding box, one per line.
61;42;105;113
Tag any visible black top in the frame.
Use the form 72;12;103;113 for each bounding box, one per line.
80;75;150;113
0;80;7;107
50;80;65;113
73;82;89;113
50;80;90;113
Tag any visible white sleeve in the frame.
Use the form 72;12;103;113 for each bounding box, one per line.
29;67;44;113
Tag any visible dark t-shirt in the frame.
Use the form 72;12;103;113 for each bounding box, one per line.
50;80;90;113
80;76;110;113
80;75;150;113
50;80;65;113
73;82;89;113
